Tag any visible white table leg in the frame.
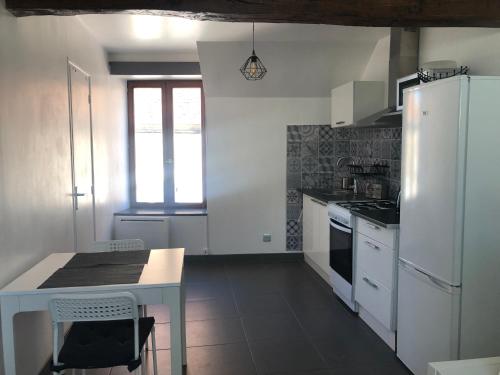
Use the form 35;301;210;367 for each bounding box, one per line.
165;287;185;375
180;277;186;365
0;296;20;375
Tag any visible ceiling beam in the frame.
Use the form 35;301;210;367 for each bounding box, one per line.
6;0;500;27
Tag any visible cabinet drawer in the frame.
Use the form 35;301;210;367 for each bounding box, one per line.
356;218;396;247
355;268;393;330
356;233;395;290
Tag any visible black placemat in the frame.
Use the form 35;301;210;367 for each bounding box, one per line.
63;250;150;269
38;264;145;289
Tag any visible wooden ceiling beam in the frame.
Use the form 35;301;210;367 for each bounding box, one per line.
6;0;500;27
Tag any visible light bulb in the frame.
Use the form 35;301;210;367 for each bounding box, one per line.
249;61;258;77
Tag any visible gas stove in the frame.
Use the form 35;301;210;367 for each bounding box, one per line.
328;200;396;227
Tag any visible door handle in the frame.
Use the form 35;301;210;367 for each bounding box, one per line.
72;186;86;210
365;222;381;231
363;277;379;289
364;241;380;250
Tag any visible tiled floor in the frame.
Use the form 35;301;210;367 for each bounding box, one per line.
86;258;411;375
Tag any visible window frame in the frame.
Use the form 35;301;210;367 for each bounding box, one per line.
127;80;206;209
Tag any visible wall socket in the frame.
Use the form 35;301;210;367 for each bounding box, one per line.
262;234;272;243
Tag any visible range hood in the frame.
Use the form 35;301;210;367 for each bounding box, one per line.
354;28;419;128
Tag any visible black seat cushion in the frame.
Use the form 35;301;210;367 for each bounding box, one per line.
52;317;155;372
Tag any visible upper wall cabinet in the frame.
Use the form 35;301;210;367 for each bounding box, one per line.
331;81;385;128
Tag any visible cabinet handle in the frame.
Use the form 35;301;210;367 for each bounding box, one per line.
364;241;380;250
336;121;345;125
311;198;327;207
363;277;379;289
365;222;381;230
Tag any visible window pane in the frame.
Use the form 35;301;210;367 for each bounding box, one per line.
133;88;164;203
172;87;203;203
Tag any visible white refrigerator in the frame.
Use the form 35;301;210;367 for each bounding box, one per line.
397;76;500;375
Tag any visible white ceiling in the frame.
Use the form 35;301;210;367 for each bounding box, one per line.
77;15;389;61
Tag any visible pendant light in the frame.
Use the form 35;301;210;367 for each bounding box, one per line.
240;23;267;80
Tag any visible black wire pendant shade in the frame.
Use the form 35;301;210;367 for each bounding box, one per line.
240;23;267;80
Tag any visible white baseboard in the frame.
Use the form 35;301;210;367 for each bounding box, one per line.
358;305;396;351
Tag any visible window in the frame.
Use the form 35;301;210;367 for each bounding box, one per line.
128;81;205;208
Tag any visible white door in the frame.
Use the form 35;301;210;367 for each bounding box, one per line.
397;262;461;375
399;78;465;285
68;61;95;252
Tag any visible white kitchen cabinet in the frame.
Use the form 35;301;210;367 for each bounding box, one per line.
302;195;314;257
331;81;385;127
354;218;399;350
302;194;330;283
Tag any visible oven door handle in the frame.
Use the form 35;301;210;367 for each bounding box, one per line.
330;220;352;234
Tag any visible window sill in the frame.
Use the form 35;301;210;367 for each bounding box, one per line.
114;207;208;217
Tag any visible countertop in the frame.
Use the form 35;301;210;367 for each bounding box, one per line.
300;188;400;228
350;208;400;229
115;208;208;216
300;188;370;203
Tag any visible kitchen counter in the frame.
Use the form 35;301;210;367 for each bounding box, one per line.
300;188;370;204
300;189;400;228
351;208;400;228
115;208;208;216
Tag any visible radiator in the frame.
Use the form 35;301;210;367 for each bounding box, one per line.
113;215;169;250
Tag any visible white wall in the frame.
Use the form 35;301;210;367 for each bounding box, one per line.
361;35;390;107
199;39;381;254
419;28;500;75
0;3;128;374
198;41;377;98
205;97;329;254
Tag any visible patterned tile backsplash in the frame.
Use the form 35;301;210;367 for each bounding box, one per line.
286;125;402;251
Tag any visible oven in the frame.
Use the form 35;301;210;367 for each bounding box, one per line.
329;218;353;285
328;202;357;311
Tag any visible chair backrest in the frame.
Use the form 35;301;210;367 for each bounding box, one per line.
49;292;139;323
49;292;141;365
92;239;145;252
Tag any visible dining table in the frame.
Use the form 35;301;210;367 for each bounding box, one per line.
0;248;186;375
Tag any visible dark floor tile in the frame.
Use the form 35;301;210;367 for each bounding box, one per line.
235;292;292;316
328;363;411;374
282;284;340;313
186;296;238;321
185;282;233;301
294;306;362;339
85;369;112;375
249;338;327;374
184;264;229;284
155;317;246;349
154;323;170;350
110;350;169;375
313;327;397;369
271;371;334;375
187;342;257;375
63;261;411;375
242;311;305;342
147;304;170;323
187;317;246;347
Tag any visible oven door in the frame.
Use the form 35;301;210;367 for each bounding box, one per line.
329;218;353;285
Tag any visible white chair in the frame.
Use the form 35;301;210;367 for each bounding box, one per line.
49;292;158;374
92;239;145;252
91;239;151;349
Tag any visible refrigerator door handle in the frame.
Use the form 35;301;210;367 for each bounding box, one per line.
399;259;460;293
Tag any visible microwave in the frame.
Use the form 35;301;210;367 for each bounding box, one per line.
396;73;420;111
